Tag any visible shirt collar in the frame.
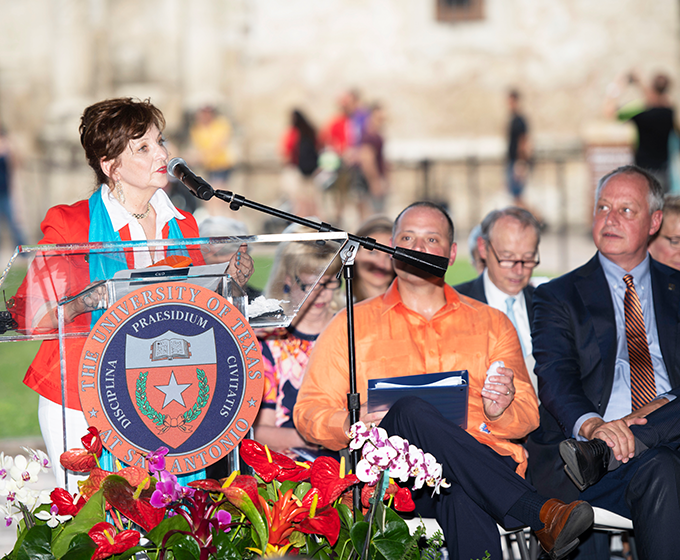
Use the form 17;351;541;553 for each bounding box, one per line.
482;267;527;309
380;278;461;316
100;184;184;233
599;251;650;289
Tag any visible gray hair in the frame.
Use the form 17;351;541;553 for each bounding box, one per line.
479;207;541;246
467;224;482;263
594;165;664;214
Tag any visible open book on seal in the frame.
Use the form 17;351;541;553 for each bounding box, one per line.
368;370;469;429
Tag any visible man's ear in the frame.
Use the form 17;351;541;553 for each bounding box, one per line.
650;210;663;236
477;237;488;261
448;242;457;266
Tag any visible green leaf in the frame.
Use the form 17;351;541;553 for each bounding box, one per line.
373;538;409;560
145;514;191;547
279;479;298;496
336;503;354;529
60;532;96;560
212;528;243;560
167;534;201;560
293;481;312;500
51;490;106;558
110;545;147;560
349;521;370;559
15;524;55;560
287;530;306;549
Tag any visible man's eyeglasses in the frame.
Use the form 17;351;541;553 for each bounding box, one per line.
295;276;342;292
488;243;540;269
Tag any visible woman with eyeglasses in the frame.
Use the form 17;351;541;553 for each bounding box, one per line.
253;223;343;460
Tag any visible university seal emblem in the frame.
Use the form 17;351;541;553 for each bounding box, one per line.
78;282;263;475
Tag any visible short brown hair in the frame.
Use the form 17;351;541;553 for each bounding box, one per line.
79;98;166;187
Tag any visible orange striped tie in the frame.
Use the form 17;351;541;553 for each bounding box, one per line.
623;274;657;409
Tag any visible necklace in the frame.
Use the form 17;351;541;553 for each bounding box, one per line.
130;203;152;220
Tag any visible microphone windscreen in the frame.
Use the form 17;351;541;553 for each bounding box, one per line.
167;157;186;179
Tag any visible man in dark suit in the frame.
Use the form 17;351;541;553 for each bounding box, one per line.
527;165;680;560
456;207;540;388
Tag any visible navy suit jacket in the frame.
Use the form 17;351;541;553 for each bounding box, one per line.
526;253;680;500
454;274;535;325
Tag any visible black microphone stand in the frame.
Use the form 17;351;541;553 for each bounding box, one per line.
186;176;448;509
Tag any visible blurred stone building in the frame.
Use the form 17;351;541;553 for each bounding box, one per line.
0;0;678;248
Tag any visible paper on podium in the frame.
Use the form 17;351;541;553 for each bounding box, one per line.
368;370;469;429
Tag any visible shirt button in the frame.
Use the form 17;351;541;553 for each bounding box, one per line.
429;349;436;356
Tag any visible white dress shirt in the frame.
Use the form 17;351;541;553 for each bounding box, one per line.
100;184;185;268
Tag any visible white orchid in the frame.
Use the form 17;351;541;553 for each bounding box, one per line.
22;447;50;472
0;503;18;527
9;454;41;487
35;504;71;528
0;453;13;480
349;421;448;496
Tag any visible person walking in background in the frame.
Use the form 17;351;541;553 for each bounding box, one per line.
0;125;26;250
506;89;532;208
648;194;680;269
356;103;389;218
280;109;320;218
189;105;235;189
605;71;677;192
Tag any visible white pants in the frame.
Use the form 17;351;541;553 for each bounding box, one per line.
38;396;90;489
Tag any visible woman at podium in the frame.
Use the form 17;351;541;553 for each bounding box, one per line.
11;98;250;485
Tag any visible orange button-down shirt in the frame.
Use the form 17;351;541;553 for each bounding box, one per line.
294;280;539;476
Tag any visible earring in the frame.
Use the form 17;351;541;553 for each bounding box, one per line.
114;180;125;204
283;284;291;294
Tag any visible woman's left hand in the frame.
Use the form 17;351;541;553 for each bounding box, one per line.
226;243;254;287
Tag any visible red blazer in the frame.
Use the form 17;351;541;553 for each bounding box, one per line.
18;199;203;409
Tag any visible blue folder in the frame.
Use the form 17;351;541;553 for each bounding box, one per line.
367;370;469;429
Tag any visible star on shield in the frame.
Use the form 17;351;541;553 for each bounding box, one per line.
155;371;192;408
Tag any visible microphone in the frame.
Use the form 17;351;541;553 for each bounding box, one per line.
167;158;214;200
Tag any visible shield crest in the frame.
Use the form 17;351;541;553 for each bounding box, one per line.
125;329;217;449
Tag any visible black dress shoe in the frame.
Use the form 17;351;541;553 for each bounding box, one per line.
559;438;610;492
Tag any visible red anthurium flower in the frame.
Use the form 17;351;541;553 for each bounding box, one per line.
79;465;149;500
391;485;415;512
239;439;311;483
297;506;341;546
361;481;415;512
50;488;86;516
88;521;140;560
309;456;359;507
60;449;97;473
59;428;105;474
81;427;103;456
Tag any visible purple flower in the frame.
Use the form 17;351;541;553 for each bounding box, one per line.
211;509;232;533
150;479;181;508
146;447;169;474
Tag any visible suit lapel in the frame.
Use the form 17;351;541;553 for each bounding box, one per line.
651;258;680;387
524;284;535;324
471;275;488;304
575;255;617;413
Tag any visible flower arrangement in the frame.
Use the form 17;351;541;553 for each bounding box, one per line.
2;423;448;560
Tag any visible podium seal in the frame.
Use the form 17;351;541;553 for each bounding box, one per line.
78;282;263;474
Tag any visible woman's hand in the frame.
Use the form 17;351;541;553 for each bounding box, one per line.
62;282;108;323
225;243;254;288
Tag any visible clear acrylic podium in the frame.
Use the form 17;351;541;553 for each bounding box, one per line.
0;231;347;486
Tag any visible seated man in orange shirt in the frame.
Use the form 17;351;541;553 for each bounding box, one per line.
294;202;593;560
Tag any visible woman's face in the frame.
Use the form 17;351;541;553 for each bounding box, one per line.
111;124;169;192
290;272;340;326
355;231;394;292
